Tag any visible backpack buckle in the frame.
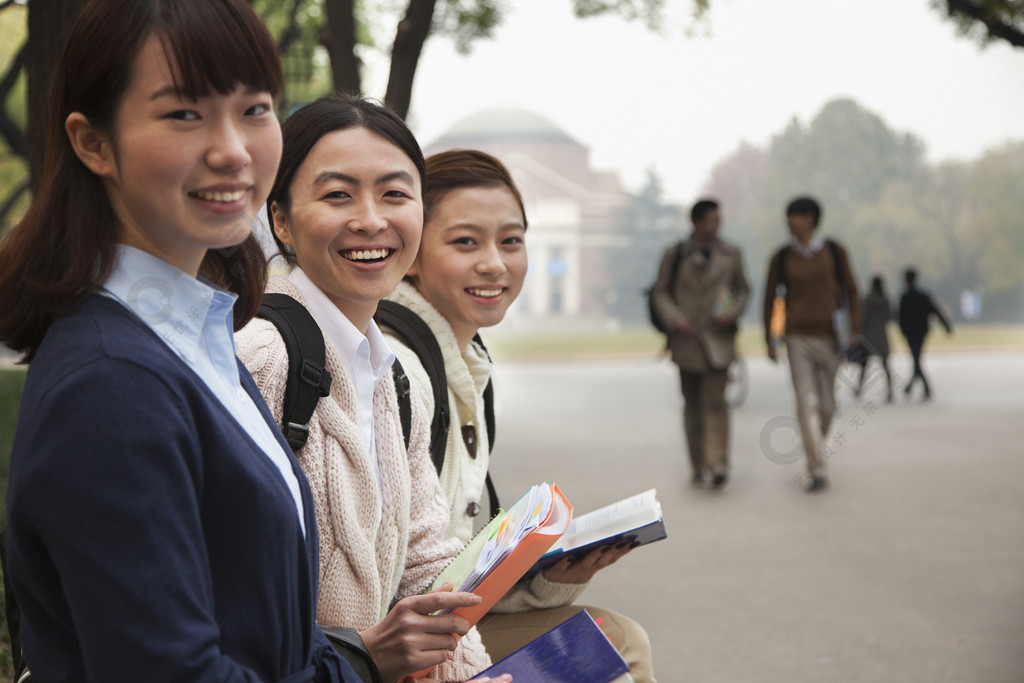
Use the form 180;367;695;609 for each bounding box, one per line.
284;422;310;450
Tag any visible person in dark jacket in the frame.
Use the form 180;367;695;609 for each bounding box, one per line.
898;268;953;401
0;1;362;680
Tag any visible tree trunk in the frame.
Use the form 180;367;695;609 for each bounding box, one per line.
385;0;438;120
322;0;362;96
27;0;88;190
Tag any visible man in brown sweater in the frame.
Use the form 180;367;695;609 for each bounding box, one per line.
762;196;859;492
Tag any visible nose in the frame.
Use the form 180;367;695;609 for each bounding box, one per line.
348;198;387;234
205;118;251;171
475;243;507;276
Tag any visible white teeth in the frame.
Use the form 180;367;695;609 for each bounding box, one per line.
193;189;246;202
468;288;502;298
342;249;390;261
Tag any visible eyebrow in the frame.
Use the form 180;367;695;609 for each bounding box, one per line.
149;84;265;101
312;170;417;187
150;85;183;101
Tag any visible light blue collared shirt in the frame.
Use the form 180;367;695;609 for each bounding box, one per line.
103;245;305;537
288;267;394;531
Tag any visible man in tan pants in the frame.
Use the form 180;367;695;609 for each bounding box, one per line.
763;196;860;492
652;198;749;489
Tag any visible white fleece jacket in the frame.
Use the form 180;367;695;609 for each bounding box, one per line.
236;277;490;681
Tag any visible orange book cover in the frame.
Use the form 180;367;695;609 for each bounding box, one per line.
409;484;573;680
450;483;572;625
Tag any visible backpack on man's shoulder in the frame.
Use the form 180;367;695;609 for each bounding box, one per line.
646;241;685;339
375;299;500;518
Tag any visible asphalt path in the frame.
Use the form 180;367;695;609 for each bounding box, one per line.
487;351;1024;683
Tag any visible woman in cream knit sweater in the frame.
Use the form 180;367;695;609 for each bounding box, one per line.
383;150;655;682
236;97;498;683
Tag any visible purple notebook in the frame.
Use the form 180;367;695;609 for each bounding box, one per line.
475;610;629;682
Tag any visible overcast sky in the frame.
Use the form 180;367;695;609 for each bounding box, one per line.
363;0;1024;205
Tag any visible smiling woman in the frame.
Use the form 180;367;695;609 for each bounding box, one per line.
0;0;370;681
235;95;497;683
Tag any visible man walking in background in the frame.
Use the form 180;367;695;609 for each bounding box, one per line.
898;267;953;401
651;199;749;490
762;197;859;493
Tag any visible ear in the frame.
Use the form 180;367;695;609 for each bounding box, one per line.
270;202;294;248
405;252;421;280
65;112;116;178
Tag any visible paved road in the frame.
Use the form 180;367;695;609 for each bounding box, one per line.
487;351;1024;683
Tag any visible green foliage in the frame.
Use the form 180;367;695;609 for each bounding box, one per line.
0;3;29;235
0;368;26;679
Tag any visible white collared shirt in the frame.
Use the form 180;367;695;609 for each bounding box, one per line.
103;245;305;537
287;267;394;530
791;232;825;259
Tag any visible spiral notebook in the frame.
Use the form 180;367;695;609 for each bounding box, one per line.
475;610;630;682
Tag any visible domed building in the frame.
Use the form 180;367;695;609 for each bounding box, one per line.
423;108;630;330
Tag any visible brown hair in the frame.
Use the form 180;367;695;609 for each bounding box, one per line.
422;149;527;228
0;0;282;361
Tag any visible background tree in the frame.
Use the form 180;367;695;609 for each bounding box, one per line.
935;0;1024;47
604;168;686;325
257;0;709;119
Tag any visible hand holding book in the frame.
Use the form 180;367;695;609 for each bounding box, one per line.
540;541;636;584
362;585;482;683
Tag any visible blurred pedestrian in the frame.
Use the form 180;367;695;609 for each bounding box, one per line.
762;197;859;493
854;275;893;402
898;267;953;401
651;198;749;489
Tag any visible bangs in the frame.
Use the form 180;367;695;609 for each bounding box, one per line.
156;0;282;100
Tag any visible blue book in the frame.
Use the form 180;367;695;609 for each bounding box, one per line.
475;610;629;682
532;489;667;574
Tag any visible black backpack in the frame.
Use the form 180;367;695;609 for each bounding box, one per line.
256;294;500;517
375;300;500;519
646;241;685;336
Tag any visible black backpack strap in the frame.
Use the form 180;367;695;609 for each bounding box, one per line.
256;293;332;451
375;300;450;474
473;333;500;517
391;358;412;451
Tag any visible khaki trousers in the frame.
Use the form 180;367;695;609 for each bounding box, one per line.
785;334;840;478
476;604;654;682
678;369;730;477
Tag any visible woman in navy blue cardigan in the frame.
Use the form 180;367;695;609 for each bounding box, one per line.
0;1;361;680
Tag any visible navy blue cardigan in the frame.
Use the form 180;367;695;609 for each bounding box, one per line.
5;296;359;682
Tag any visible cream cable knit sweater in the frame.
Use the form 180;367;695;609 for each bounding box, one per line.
236;277;490;681
384;282;588;613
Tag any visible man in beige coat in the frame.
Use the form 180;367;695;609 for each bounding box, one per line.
651;199;750;489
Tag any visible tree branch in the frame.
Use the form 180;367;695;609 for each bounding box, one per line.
385;0;438;120
322;0;362;95
0;40;27;160
945;0;1024;47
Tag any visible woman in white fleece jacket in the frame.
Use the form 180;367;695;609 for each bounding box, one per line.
235;96;501;683
382;150;655;682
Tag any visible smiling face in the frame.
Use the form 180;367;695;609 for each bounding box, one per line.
273;126;423;331
409;185;527;349
93;34;282;275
